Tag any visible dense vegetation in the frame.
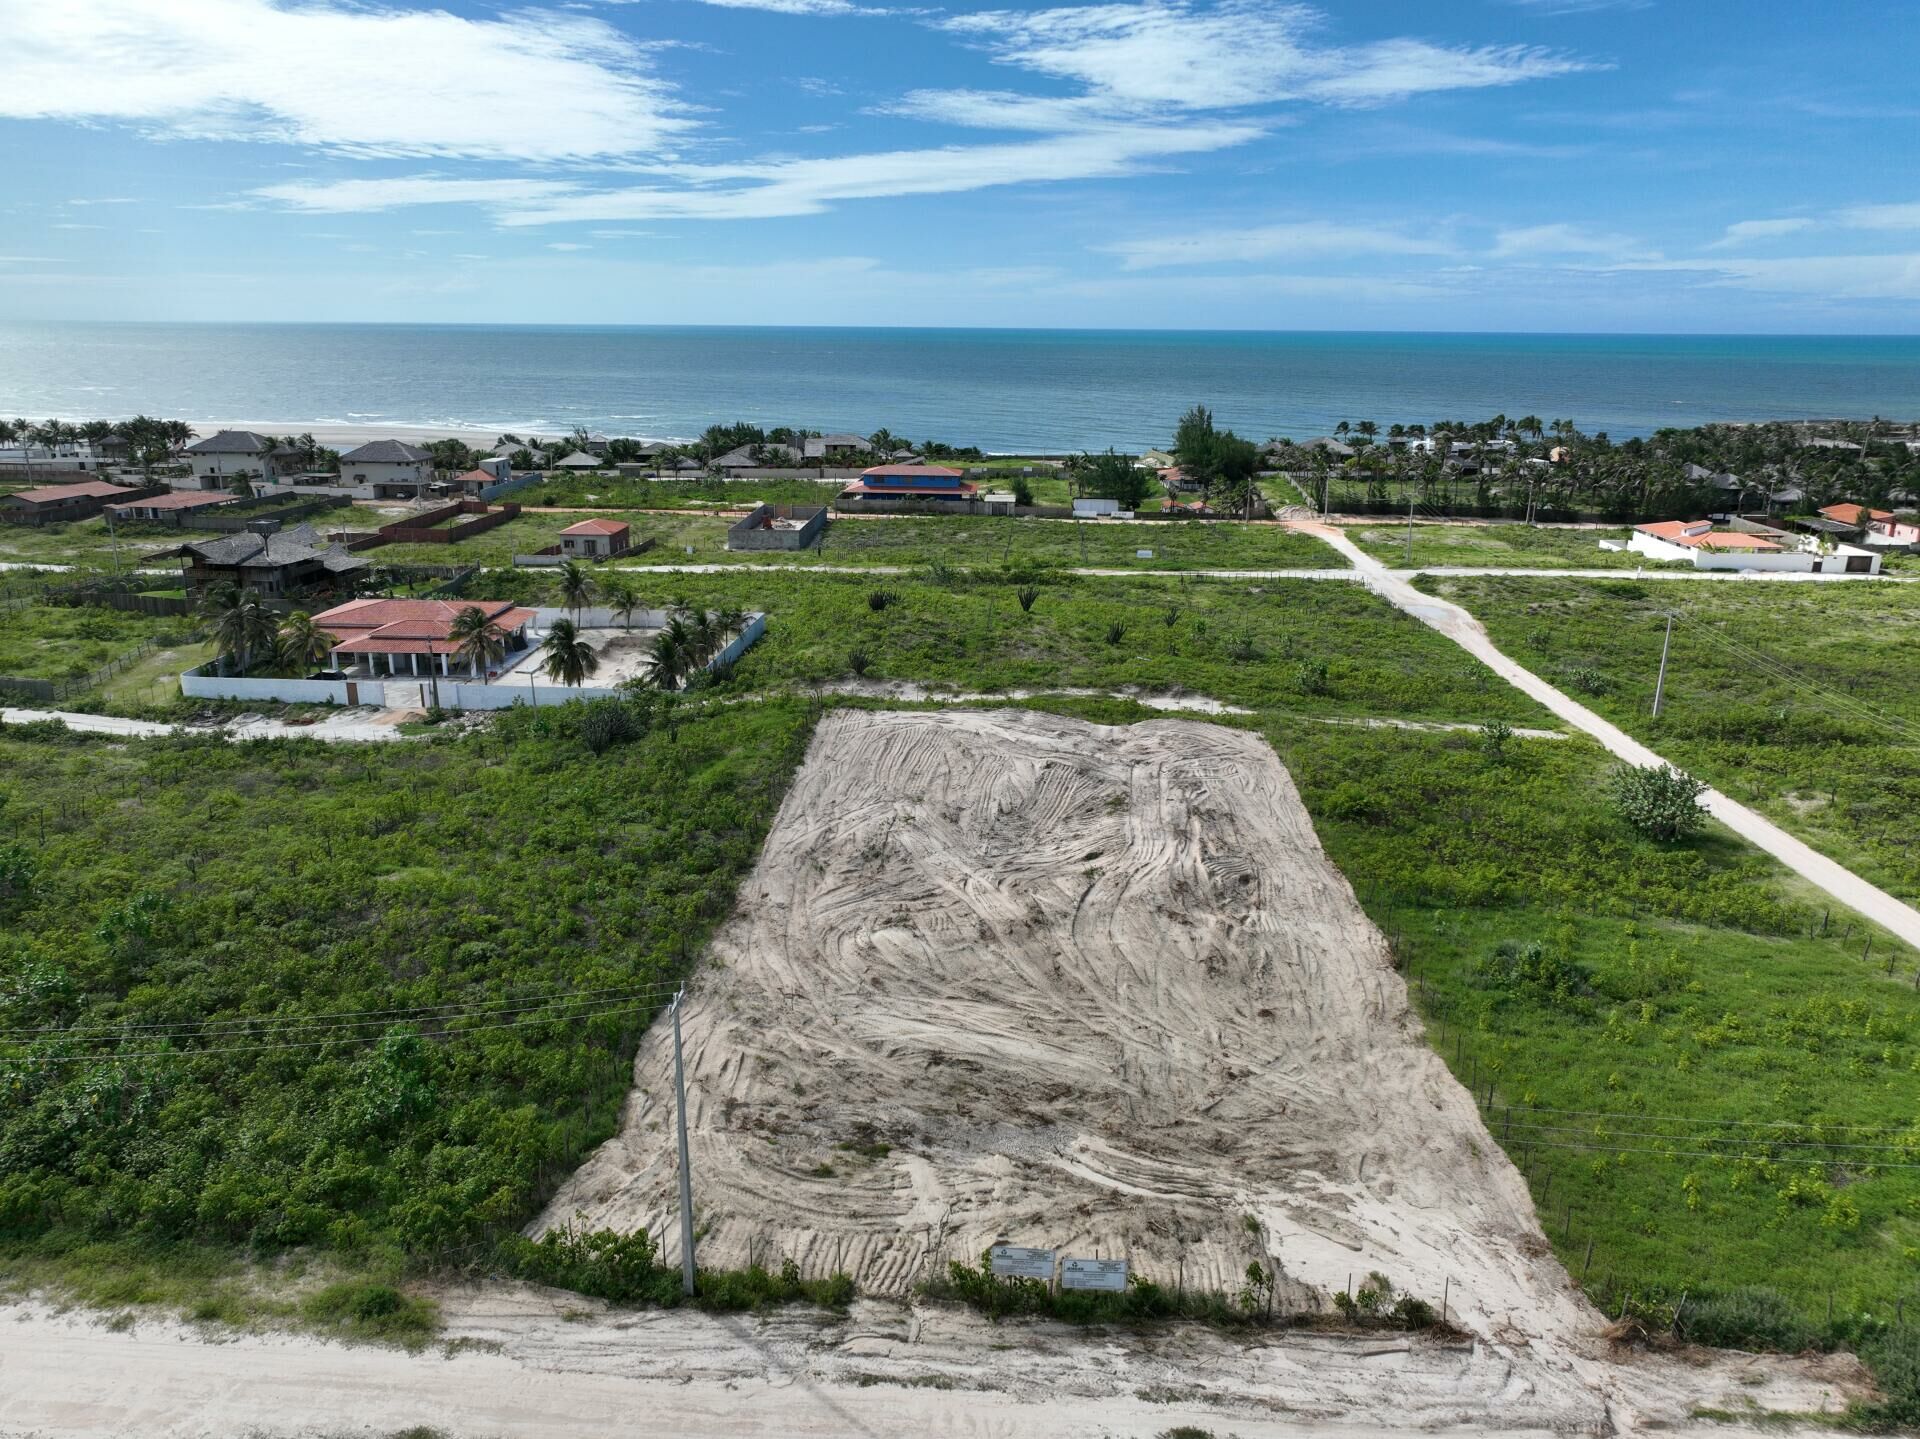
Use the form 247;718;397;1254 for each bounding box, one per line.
1279;416;1920;524
1420;574;1920;902
0;699;813;1277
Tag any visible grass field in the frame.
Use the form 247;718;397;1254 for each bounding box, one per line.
0;604;202;686
455;569;1544;725
1420;574;1920;903
1344;522;1667;570
1265;716;1920;1415
373;513;1337;573
0;698;815;1299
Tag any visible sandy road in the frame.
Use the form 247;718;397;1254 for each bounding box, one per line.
0;1287;1868;1439
1291;521;1920;949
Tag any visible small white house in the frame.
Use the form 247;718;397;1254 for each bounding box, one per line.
1072;497;1121;518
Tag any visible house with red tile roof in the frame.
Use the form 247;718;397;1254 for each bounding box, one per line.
311;597;536;678
558;517;631;559
0;479;151;524
1819;503;1920;546
1630;519;1881;574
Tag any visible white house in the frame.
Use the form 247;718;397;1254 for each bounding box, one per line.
338;440;435;498
182;430;303;489
1631;519;1881;574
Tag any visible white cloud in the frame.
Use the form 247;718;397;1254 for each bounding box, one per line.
260;121;1264;223
547;242;591;251
66;196;138;206
1101;221;1450;270
1838;202;1920;231
1706;217;1816;249
1621;253;1920;302
684;0;872;12
1491;222;1656;260
256;178;584;215
1;0;690;161
940;1;1591;111
1502;0;1649;13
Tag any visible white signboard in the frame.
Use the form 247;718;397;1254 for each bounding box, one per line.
1135;548;1154;559
988;1245;1055;1281
1061;1257;1128;1292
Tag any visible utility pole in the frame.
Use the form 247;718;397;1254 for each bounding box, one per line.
1651;613;1675;718
1405;487;1416;565
671;987;697;1297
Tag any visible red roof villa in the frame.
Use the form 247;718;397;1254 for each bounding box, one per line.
311;598;537;677
840;464;976;501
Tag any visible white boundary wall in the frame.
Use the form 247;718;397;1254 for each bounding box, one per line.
175;612;765;709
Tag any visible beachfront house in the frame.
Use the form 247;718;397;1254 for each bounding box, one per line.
839;464;975;504
1630;519;1881;574
146;523;371;598
183;431;304;489
802;433;871;461
1139;448;1176;469
712;442;803;473
552;451;603;473
557;517;632;559
339;440;434;499
311;597;536;679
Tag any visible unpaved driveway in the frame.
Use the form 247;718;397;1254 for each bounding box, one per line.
2;705;416;743
1290;522;1920;950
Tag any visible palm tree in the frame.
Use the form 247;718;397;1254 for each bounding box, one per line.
276;611;333;673
647;626;687;691
202;582;278;676
540;617;600;689
599;571;640;631
557;559;594;622
449;604;510;678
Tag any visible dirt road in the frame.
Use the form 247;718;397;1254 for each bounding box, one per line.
1292;522;1920;950
2;705;416;743
0;1273;1869;1438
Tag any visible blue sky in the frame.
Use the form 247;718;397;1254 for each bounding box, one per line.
2;0;1917;331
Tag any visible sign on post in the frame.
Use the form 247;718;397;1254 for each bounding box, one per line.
1135;548;1154;559
988;1245;1055;1282
1061;1257;1128;1292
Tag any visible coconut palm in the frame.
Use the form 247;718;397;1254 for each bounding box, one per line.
202;582;278;676
599;571;640;630
557;559;594;622
647;626;687;691
276;611;333;673
539;617;600;688
448;604;510;678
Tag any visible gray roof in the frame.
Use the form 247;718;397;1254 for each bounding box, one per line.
185;429;281;455
553;451;602;468
162;524;369;573
339;439;433;464
714;443;803;467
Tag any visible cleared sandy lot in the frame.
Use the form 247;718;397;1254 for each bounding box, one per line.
544;708;1583;1341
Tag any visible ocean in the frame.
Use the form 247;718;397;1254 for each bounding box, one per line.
1;323;1916;451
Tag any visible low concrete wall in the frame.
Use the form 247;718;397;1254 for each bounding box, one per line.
727;503;829;551
179;663;388;707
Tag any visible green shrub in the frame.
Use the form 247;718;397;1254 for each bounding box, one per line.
1473;940;1593;1007
301;1281;438;1344
1608;763;1707;842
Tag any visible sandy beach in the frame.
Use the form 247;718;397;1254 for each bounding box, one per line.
193;420;583;449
